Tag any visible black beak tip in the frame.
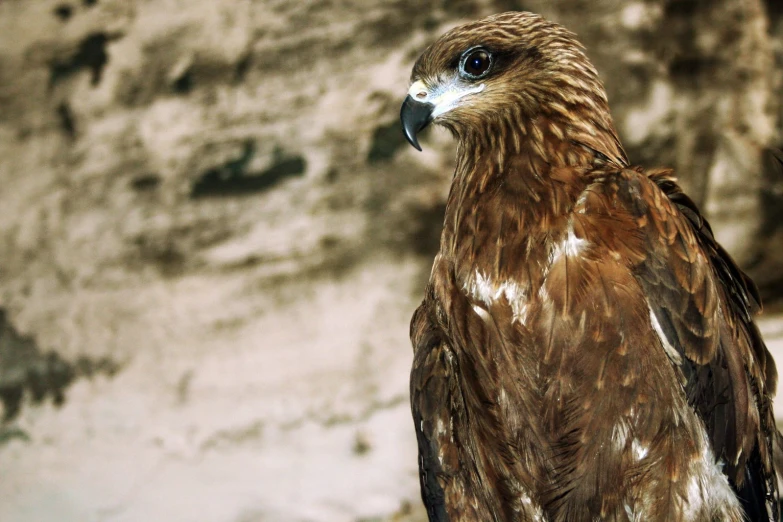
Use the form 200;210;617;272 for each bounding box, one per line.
404;128;423;152
400;95;433;152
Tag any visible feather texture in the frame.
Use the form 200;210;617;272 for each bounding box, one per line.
406;11;779;522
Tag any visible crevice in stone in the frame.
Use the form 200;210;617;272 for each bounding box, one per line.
57;101;76;139
0;309;121;421
199;420;264;452
130;173;162;192
132;234;187;277
321;395;407;427
279;394;407;433
0;426;30;446
190;142;306;199
172;67;194;94
234;52;252;84
49;31;121;88
53;4;74;22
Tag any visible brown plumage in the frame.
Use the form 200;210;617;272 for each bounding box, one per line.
400;12;780;521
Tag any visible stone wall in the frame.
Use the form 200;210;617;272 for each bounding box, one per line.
0;1;780;520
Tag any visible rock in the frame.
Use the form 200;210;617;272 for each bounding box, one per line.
0;1;780;520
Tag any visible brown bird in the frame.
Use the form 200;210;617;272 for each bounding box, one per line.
401;12;781;522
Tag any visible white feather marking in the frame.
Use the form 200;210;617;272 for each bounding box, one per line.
498;387;508;406
549;221;588;264
612;421;630;451
472;304;491;324
613;421;649;461
648;307;682;365
682;433;741;519
466;269;529;325
435;418;446;436
519;490;546;521
632;438;649;461
564;232;586;256
575;189;590;210
624;502;642;522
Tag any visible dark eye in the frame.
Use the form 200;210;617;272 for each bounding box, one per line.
460;48;492;79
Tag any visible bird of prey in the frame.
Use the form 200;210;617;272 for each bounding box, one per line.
400;12;780;522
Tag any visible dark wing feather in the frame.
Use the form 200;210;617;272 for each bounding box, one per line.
627;168;779;520
410;302;450;522
410;298;480;522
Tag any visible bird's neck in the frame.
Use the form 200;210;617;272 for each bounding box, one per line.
440;113;621;281
448;113;605;215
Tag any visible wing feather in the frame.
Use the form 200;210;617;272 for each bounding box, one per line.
614;168;779;520
410;297;484;521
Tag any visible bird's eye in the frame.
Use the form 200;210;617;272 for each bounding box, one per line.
460;48;492;79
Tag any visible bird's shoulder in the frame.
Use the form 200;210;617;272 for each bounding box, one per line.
575;165;772;388
578;165;779;518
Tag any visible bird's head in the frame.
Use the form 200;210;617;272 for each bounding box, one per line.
401;11;621;163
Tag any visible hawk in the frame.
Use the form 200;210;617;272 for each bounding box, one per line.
400;12;781;522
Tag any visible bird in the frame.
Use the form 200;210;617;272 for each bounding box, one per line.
400;11;781;522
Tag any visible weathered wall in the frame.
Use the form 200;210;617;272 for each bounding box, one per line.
0;1;781;521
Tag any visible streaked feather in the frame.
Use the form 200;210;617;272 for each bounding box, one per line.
407;11;780;521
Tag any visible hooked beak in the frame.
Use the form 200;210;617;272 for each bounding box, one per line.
400;95;434;151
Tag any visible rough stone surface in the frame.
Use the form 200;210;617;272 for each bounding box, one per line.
0;1;781;521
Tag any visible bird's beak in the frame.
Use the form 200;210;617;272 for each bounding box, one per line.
400;95;434;152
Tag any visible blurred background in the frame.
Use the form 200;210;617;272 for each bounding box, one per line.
0;0;782;521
